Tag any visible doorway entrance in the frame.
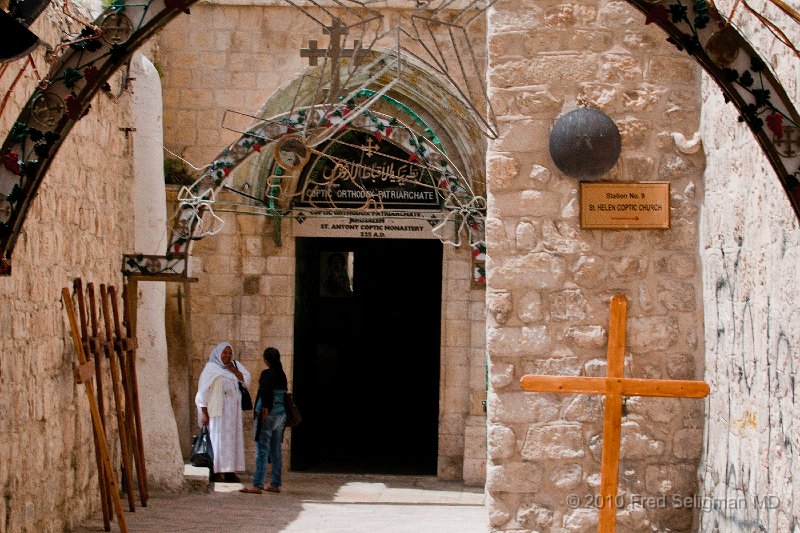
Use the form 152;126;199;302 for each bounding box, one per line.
292;237;442;474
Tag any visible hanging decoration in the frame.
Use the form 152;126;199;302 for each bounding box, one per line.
0;0;800;279
549;108;622;180
628;0;800;217
431;195;487;248
124;102;487;285
0;0;197;274
273;134;311;171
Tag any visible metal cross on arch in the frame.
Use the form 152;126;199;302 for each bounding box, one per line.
299;17;365;100
520;294;710;533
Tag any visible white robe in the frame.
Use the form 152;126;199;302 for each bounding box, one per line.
195;343;251;473
206;374;246;473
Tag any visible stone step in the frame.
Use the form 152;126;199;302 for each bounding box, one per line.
183;464;210;492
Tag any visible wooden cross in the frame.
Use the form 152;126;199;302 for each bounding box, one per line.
173;283;184;315
300;18;363;101
74;280;112;530
99;284;137;512
63;287;128;533
119;285;149;506
520;294;709;533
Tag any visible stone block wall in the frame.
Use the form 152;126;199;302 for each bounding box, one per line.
181;195;295;471
440;246;487;483
699;2;800;531
158;1;489;483
156;3;327;165
0;7;138;531
486;1;706;530
176;193;486;480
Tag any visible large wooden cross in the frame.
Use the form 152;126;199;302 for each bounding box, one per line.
520;294;709;533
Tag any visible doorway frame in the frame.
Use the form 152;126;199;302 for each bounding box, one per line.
291;235;446;475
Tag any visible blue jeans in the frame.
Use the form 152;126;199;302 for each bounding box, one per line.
252;412;286;488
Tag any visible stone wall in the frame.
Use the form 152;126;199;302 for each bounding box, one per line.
441;246;487;482
157;3;338;165
171;192;486;481
157;1;488;483
699;2;800;531
0;6;138;531
485;1;706;530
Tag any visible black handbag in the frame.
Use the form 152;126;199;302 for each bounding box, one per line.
239;382;253;410
284;391;302;427
190;426;214;468
235;362;253;410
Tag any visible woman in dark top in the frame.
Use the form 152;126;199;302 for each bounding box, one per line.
240;347;288;494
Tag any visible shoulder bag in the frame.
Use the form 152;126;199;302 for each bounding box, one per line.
235;362;253;410
284;391;302;427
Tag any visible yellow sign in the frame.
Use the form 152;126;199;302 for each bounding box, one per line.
580;182;670;229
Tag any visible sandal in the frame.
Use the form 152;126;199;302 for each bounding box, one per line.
239;486;263;494
266;485;281;493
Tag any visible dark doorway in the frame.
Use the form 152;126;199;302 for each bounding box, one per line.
292;237;442;474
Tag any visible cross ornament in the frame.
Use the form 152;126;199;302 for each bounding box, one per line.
774;125;800;158
100;12;134;45
520;294;709;533
300;17;363;101
31;92;65;129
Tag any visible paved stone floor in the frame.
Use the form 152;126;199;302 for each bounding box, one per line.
75;472;487;532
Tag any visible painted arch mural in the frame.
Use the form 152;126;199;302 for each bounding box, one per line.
1;0;800;276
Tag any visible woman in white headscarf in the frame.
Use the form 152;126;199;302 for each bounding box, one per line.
195;342;251;482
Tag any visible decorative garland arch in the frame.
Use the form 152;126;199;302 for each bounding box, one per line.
122;100;487;278
1;0;800;276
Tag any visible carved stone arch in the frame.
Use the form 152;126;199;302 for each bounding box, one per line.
119;53;492;276
2;0;800;274
165;104;476;246
242;49;487;199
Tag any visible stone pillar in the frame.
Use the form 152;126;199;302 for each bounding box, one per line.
131;53;185;490
485;2;705;530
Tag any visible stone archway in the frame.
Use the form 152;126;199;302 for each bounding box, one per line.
119;49;488;279
138;34;495;482
1;0;800;275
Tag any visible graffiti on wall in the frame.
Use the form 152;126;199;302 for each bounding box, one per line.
701;241;798;532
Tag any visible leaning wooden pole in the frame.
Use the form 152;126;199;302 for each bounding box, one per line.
87;282;114;525
73;279;112;530
100;284;137;511
117;283;148;506
62;288;128;533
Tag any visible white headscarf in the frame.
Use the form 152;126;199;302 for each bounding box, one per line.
195;342;250;412
208;342;230;371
